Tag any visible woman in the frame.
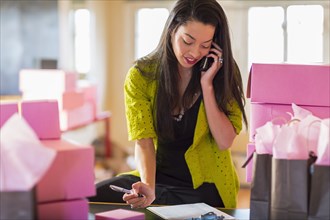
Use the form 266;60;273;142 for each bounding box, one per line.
90;0;247;209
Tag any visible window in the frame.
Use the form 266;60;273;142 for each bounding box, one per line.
248;5;324;67
73;9;91;74
287;5;323;63
135;8;169;59
248;7;284;65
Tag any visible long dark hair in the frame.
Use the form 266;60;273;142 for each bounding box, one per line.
135;0;247;140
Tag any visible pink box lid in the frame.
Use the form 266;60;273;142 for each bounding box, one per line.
95;209;145;220
247;63;330;107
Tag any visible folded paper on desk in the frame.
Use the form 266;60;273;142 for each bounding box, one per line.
147;203;234;220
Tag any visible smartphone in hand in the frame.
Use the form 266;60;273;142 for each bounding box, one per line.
200;56;214;71
199;39;218;71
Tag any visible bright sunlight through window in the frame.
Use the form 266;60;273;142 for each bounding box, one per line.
248;5;324;68
135;8;169;59
74;9;90;74
248;7;284;67
287;5;323;63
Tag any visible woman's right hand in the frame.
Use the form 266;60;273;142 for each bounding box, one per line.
123;181;155;209
200;42;223;87
124;138;156;208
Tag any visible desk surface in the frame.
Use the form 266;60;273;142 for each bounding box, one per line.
89;202;250;220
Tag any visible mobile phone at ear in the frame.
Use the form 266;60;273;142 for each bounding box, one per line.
199;39;217;71
200;56;213;71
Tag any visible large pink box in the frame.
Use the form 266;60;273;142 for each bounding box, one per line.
19;69;78;93
21;100;61;140
22;90;85;111
38;199;88;220
78;80;98;103
247;63;330;106
62;90;85;110
249;103;330;141
60;102;95;131
79;81;98;117
37;139;95;202
0;102;18;128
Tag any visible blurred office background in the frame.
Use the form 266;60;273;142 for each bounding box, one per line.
1;0;329;208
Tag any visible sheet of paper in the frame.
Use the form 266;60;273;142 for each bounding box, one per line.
146;203;235;219
0;113;56;191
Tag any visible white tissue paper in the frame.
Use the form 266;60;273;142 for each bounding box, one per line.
315;119;330;166
272;122;307;159
291;103;321;154
0;113;56;191
272;104;322;160
296;115;321;154
255;121;281;155
291;103;313;120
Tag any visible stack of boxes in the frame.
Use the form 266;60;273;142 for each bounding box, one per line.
0;100;95;219
245;63;330;182
19;69;98;131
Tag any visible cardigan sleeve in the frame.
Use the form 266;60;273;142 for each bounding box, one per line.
227;100;243;134
124;66;156;141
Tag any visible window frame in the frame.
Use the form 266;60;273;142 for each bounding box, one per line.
125;1;174;62
246;0;329;68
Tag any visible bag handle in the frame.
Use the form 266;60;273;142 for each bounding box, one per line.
287;118;319;161
305;119;321;160
243;117;288;168
242;150;254;168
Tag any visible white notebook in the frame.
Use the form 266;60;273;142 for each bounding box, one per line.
146;203;235;219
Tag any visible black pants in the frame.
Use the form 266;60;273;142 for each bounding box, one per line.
88;175;224;207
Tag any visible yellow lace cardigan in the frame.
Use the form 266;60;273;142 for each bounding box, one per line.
123;64;243;208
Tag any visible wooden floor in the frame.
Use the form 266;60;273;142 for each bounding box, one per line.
237;187;251;208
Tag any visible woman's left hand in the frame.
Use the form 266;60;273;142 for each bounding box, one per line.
200;42;223;86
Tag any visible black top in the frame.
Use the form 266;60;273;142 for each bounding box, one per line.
156;95;202;187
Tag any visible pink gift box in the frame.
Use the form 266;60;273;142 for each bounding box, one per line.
21;100;61;140
249;103;330;141
79;80;98;117
38;199;88;220
247;63;330;106
245;143;256;183
0;102;18;128
19;69;78;93
95;209;145;220
78;81;97;103
62;90;85;110
37;139;95;202
60;102;94;131
22;90;85;111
